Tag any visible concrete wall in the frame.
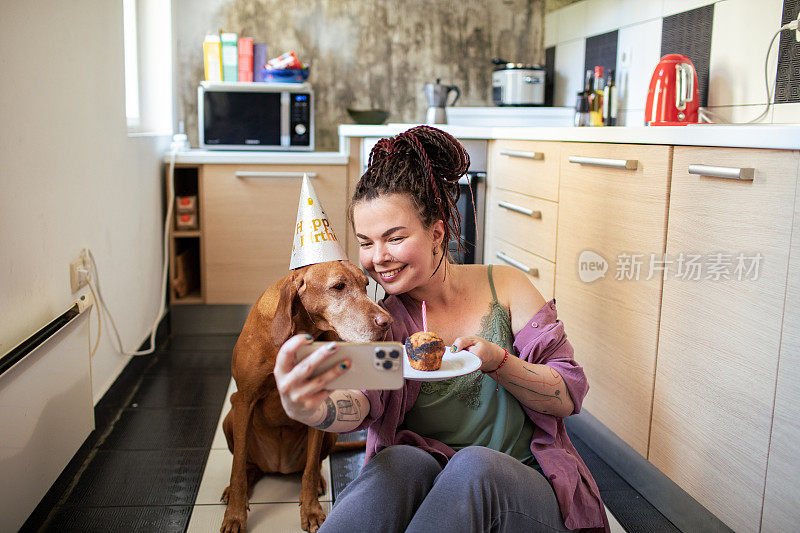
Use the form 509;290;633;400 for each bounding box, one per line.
0;1;170;403
175;0;546;151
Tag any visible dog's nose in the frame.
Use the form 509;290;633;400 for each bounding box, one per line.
374;313;392;330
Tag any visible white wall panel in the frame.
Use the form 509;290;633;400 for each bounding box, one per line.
771;102;800;124
615;18;663;113
708;0;785;107
557;1;589;42
703;104;771;123
584;0;626;37
554;39;587;107
545;10;559;47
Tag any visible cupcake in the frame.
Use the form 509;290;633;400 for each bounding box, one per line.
404;331;446;371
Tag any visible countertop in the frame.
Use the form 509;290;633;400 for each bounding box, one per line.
166;123;799;164
166;150;349;165
339;123;800;150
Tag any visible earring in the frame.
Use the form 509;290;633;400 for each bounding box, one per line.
433;247;438;256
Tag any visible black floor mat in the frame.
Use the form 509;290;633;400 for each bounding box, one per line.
146;350;233;375
330;430;367;502
568;429;679;532
330;451;366;500
100;407;220;450
129;373;231;408
60;448;208;508
45;505;192;533
166;334;239;352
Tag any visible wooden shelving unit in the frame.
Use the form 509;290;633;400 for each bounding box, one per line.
169;164;203;304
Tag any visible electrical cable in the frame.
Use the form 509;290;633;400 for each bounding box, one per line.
86;274;101;359
699;16;798;124
746;27;783;124
82;145;178;357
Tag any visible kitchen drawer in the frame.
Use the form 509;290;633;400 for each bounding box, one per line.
202;164;348;304
489;189;558;262
650;147;799;531
555;142;672;457
487;237;555;300
489;140;560;201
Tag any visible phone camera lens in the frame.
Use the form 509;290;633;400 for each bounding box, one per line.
382;361;393;370
375;349;386;359
389;350;400;359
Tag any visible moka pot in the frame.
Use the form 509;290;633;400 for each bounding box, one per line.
423;79;460;124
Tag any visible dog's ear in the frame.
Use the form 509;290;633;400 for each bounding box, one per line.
271;272;300;342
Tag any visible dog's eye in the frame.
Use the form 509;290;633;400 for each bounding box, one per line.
331;282;346;291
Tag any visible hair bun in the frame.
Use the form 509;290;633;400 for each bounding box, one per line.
399;126;470;183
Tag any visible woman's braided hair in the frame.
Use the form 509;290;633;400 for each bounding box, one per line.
348;125;470;271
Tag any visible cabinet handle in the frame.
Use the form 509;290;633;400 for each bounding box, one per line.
496;252;539;277
500;149;544;160
568;155;638;170
497;200;541;218
688;164;754;181
234;171;317;179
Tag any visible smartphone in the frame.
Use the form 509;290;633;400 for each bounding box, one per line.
294;342;404;390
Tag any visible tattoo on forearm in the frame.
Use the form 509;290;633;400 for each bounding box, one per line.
502;365;564;405
335;392;361;422
313;397;336;429
506;380;563;403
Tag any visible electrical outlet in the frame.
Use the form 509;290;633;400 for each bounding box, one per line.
619;47;632;68
70;253;89;293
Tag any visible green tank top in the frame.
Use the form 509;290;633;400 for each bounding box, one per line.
402;265;539;468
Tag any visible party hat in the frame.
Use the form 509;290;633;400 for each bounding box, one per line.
289;174;348;269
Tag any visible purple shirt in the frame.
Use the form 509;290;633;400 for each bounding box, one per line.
355;295;610;532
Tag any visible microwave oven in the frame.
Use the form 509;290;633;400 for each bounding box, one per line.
198;81;314;150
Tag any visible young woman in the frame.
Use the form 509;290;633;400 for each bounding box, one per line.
274;126;610;532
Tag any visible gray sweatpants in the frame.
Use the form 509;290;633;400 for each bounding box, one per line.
319;445;574;533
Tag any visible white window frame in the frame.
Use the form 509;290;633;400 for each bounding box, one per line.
123;0;173;136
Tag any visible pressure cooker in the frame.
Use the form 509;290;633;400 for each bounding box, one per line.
491;58;546;106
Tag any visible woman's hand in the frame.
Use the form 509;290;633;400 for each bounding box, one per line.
273;334;350;425
451;336;506;372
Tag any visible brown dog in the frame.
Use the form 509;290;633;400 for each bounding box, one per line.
220;260;392;533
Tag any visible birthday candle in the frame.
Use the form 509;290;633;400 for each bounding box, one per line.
422;301;427;332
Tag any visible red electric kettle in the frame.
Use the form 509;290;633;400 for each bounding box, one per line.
644;54;700;126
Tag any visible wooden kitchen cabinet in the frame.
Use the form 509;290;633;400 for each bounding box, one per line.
761;156;800;532
201;164;348;304
489;189;558;262
489;140;560;201
485;237;556;300
649;147;799;532
554;142;672;457
486;140;560;301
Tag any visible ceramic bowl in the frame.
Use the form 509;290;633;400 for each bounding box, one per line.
347;108;390;125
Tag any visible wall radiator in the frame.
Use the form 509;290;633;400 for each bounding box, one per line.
0;295;95;532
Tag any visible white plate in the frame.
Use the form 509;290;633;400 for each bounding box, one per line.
403;348;482;381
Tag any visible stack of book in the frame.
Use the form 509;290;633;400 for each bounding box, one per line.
203;33;267;82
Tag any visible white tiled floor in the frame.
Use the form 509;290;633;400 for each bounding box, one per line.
191;378;626;532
